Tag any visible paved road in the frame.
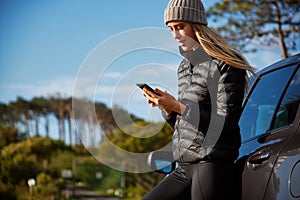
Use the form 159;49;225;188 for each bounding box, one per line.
72;189;120;200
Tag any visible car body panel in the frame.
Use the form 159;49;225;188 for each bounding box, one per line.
264;107;300;199
238;54;300;200
240;119;299;199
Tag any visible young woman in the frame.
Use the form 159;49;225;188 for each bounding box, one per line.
142;0;255;199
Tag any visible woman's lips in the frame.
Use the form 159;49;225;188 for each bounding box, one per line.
178;40;185;46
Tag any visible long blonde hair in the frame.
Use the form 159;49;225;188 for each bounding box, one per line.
191;23;255;89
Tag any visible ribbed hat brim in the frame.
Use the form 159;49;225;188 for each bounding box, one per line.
164;0;208;25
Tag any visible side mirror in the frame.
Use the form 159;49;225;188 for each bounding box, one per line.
147;151;177;174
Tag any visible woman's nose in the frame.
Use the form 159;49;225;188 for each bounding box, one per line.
172;30;180;39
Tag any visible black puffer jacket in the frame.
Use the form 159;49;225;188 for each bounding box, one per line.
163;47;246;163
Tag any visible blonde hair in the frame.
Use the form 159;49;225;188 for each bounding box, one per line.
191;23;255;91
191;24;255;89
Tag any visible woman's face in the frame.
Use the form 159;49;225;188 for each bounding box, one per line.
167;21;199;51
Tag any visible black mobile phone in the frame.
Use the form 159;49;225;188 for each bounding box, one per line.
136;83;161;96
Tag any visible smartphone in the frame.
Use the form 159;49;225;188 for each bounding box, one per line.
136;83;161;96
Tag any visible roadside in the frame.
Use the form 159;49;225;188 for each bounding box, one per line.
72;189;120;200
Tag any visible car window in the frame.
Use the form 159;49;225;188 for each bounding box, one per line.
273;67;300;129
239;65;295;142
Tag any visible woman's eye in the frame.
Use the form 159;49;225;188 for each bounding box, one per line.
168;24;184;32
172;26;183;31
177;26;184;30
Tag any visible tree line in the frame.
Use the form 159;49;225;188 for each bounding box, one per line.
0;96;141;147
0;97;171;199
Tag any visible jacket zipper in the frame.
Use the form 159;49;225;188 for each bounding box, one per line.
177;118;184;163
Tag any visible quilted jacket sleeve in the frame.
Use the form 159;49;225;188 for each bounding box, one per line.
214;60;245;121
162;110;177;129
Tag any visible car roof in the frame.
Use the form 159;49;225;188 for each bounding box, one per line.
257;53;300;75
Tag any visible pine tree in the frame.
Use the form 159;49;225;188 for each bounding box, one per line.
207;0;300;58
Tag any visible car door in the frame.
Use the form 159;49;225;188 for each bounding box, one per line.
238;63;299;200
263;66;300;199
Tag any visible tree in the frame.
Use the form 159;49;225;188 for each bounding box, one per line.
50;96;67;142
9;97;32;137
30;97;54;137
207;0;300;58
0;125;20;149
95;102;117;136
0;103;9;125
64;97;74;145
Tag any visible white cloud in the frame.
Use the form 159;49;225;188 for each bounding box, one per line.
102;72;122;78
0;76;75;102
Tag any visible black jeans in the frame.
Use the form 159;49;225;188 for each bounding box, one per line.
143;161;236;200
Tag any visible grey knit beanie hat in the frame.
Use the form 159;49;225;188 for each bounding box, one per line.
164;0;208;25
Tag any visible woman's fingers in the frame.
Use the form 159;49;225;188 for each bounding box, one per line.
154;88;164;96
143;91;157;106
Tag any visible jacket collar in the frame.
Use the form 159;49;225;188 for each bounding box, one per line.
179;45;212;66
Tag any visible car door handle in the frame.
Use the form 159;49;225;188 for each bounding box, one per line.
248;151;272;164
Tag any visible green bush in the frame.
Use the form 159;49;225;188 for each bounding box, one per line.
0;137;77;200
35;172;64;200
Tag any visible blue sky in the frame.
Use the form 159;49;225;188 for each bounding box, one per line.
0;0;289;122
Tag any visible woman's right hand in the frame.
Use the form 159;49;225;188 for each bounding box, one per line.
143;88;186;115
